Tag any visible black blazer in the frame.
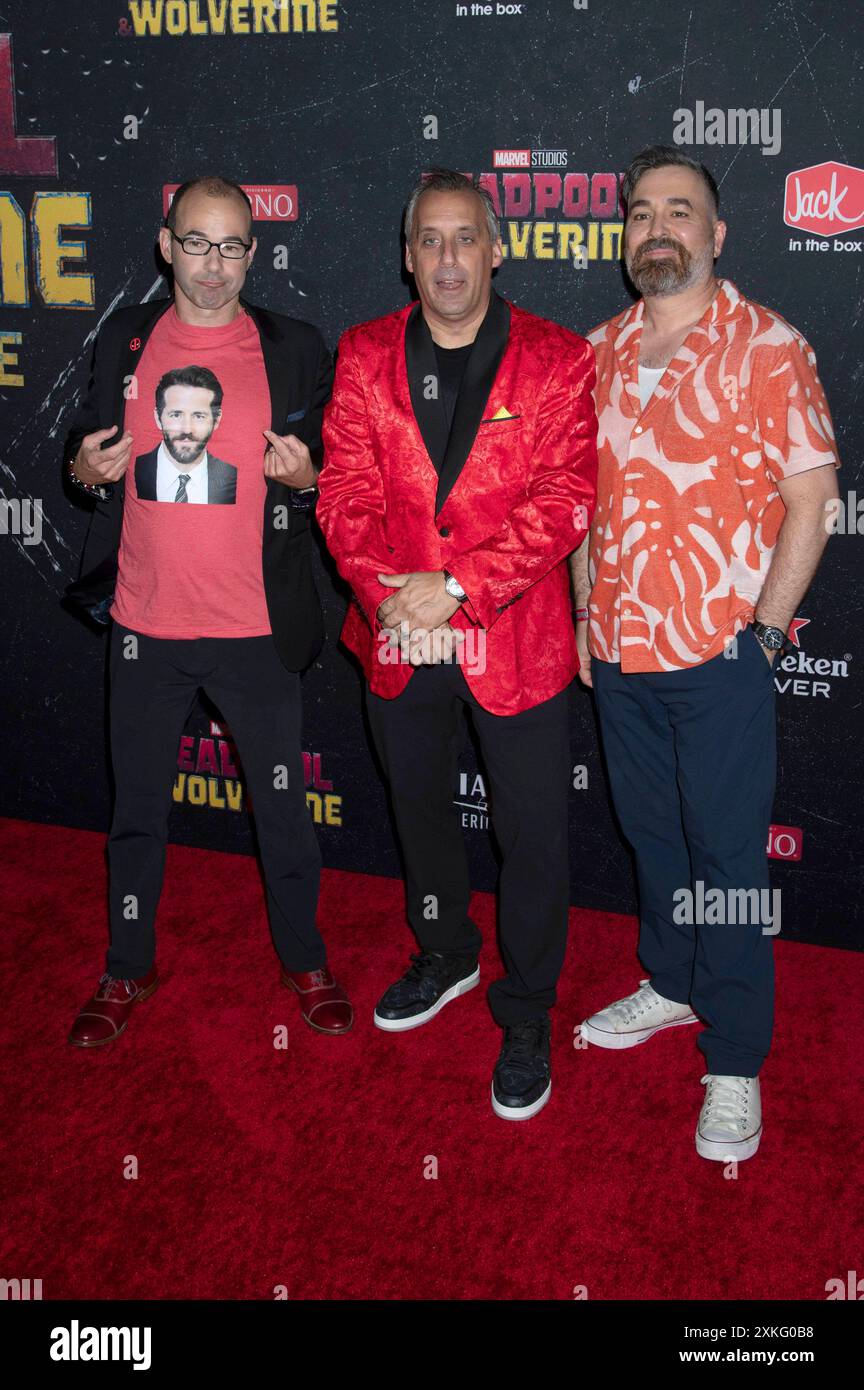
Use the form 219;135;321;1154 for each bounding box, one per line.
133;446;238;504
63;297;334;672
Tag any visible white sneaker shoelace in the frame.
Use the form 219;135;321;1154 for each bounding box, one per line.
699;1074;756;1136
605;979;661;1026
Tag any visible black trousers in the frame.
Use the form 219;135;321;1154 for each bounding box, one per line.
105;621;324;978
365;661;572;1026
592;623;777;1077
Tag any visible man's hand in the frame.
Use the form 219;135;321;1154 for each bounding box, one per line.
575;619;593;688
263;430;318;489
409;623;465;666
380;621;466;666
73;425;133;486
377;571;459;632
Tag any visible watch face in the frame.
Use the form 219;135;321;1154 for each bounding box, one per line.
755;624;784;649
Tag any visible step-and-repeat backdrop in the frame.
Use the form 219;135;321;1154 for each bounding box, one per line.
2;1;861;948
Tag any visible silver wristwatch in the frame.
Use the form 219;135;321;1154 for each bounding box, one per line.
443;570;467;603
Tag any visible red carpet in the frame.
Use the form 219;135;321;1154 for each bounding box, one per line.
1;816;860;1301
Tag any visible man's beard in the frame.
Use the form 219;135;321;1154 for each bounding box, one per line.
627;236;715;297
163;433;209;466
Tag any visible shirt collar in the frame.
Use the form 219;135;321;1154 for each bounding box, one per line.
613;278;745;420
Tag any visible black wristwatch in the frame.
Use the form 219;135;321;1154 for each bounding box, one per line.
289;485;319;511
751;620;787;652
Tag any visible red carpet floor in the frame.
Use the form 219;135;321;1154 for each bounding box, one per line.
1;816;860;1301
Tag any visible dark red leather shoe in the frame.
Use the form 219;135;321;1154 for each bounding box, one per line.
68;967;159;1047
280;967;353;1034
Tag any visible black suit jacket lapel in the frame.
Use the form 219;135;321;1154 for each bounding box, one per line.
435;291;510;515
241;299;316;538
242;299;288;434
405;300;450;477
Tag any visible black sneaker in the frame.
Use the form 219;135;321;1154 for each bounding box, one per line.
491;1016;552;1120
373;951;480;1032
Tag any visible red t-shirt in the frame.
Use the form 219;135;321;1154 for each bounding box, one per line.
111;304;273;638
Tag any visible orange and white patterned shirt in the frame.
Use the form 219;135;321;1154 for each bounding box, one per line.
587;278;839;672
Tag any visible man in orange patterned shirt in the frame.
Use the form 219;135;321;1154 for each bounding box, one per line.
570;145;840;1162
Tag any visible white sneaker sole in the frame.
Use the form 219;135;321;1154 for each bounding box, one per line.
491;1078;551;1122
373;966;480;1032
696;1125;762;1162
580;1012;698;1050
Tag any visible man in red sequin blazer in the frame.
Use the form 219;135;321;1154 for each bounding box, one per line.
317;169;598;1120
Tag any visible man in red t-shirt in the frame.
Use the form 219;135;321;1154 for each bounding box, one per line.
64;176;352;1045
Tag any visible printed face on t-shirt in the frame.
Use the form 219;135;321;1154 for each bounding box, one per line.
156;383;220;468
133;364;238;505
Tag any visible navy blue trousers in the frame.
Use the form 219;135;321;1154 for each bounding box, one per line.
592;624;777;1077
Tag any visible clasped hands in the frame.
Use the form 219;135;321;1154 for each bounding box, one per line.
377;571;465;666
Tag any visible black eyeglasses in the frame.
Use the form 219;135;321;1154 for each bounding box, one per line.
169;230;253;260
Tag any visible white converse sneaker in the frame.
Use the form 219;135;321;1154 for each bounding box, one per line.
696;1074;762;1162
580;978;697;1049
